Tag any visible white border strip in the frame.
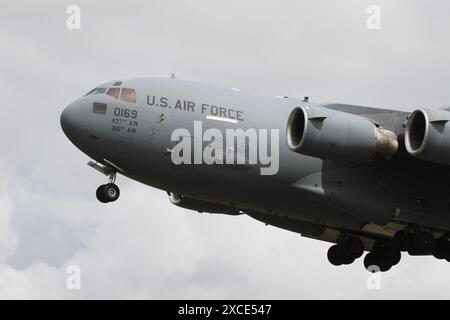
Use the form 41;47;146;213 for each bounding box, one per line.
206;115;238;124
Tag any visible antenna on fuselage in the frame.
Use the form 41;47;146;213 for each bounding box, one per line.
170;73;176;79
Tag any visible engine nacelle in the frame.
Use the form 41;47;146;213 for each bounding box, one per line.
286;106;398;161
167;192;241;215
405;108;450;165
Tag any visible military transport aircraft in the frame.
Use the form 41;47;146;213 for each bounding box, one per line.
60;77;450;272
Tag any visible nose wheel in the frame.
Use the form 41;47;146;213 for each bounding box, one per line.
96;183;120;203
96;172;120;203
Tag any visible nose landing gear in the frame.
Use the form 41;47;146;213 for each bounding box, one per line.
87;160;122;203
96;172;120;203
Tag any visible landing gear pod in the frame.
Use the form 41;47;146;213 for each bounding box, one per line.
167;192;242;215
286;106;398;161
405;108;450;165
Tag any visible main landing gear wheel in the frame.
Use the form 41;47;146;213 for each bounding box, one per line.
96;171;120;203
326;244;354;266
408;231;435;255
343;237;364;260
364;252;384;272
393;229;414;252
327;237;364;266
364;241;401;273
394;229;436;255
433;236;450;260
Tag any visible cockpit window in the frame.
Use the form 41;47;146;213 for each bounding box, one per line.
107;87;120;99
121;88;136;103
86;86;136;103
86;87;107;96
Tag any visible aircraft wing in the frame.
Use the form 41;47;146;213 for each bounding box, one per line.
320;103;409;134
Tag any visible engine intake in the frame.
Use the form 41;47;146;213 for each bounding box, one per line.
405;108;450;164
286;106;398;161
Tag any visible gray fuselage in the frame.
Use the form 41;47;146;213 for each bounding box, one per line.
60;78;450;244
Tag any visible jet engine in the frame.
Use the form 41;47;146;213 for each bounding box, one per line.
167;192;241;215
405;108;450;165
286;106;398;161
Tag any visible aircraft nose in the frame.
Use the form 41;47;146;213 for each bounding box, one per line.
60;101;86;145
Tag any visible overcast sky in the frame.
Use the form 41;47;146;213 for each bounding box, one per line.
1;0;450;299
